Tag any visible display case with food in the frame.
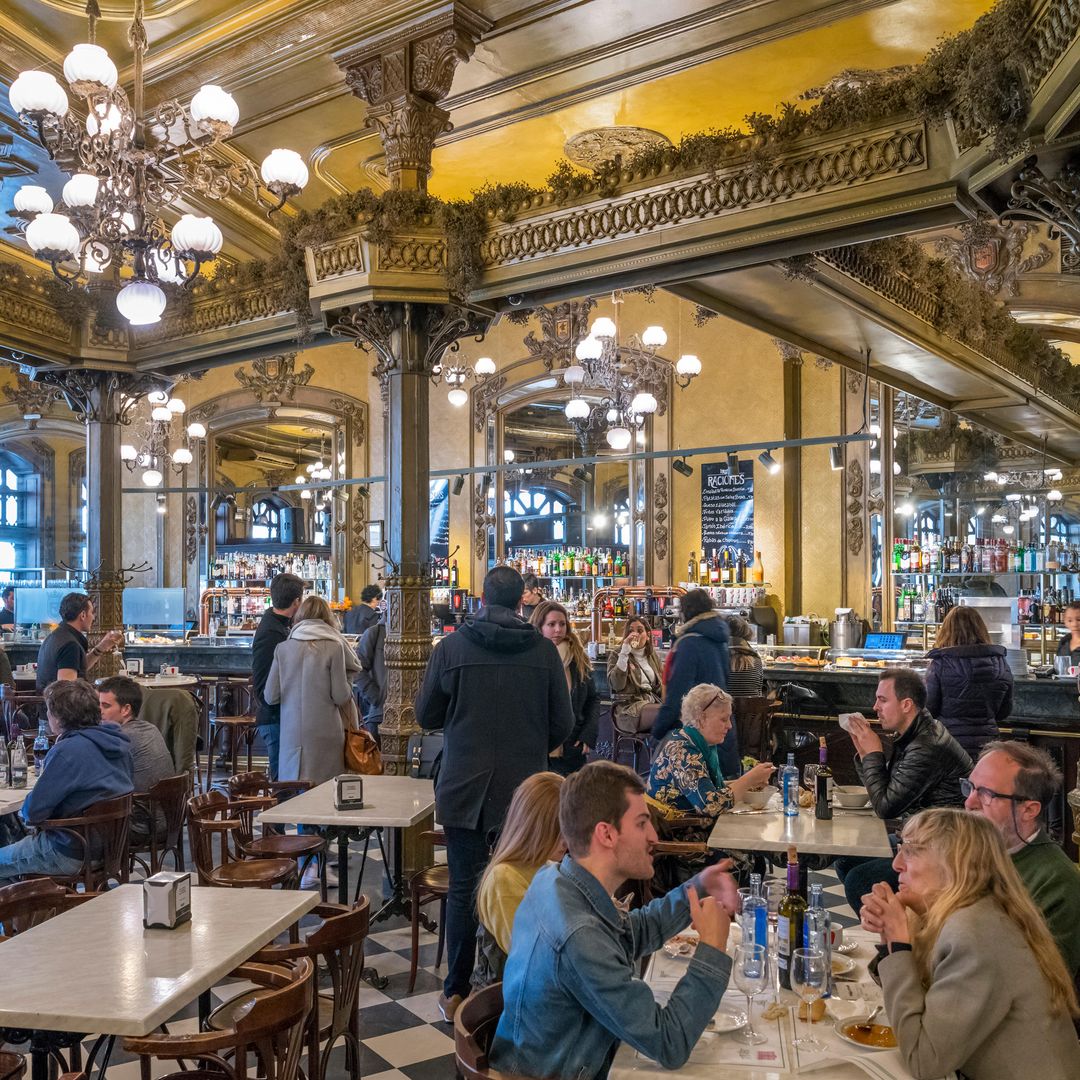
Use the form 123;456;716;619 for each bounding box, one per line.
753;643;830;668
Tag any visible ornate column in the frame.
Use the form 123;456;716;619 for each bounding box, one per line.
33;369;163;671
331;302;490;773
334;4;490;193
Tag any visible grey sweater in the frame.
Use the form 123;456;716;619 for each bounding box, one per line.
879;897;1080;1080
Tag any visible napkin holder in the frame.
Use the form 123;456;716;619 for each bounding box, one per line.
143;871;192;929
335;774;365;811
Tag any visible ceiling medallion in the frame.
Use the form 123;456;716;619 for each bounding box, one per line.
8;0;310;326
563;127;672;172
934;216;1051;297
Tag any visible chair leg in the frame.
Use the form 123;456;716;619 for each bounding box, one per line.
354;829;372;905
408;885;422;993
436;896;447;969
245;726;253;772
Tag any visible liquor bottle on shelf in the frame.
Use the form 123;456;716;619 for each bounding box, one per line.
736;549;748;585
720;548;734;586
708;549;720;586
698;551;708;585
814;737;833;821
687;552;697;585
777;846;807;991
450;559;459;588
752;551;765;584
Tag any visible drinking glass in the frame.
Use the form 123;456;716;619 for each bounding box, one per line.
732;943;769;1045
764;878;784;931
736;887;751;932
791;948;828;1051
803;763;819;792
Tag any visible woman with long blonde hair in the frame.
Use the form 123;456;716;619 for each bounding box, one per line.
861;808;1080;1079
530;601;597;775
472;771;565;989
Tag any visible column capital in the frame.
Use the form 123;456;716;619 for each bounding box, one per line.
334;3;491;192
30;367;168;425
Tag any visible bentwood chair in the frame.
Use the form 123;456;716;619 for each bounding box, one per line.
119;956;314;1080
130;774;191;876
454;983;512;1080
36;794;132;891
211;900;370;1080
407;830;448;993
0;1052;25;1080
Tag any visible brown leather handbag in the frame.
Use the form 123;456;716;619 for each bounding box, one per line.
341;697;383;775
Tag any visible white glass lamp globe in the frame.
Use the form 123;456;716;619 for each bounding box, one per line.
294;475;306;485
10;71;69;117
86;102;123;137
151;406;172;422
167;397;186;414
575;336;602;362
474;356;497;376
147;390;168;404
116;280;166;325
630;392;657;414
300;489;312;500
186;422;207;439
172;447;193;465
62;173;99;208
676;354;702;377
171;214;223;257
590;317;617;339
606;426;632;451
564;398;590;420
447;387;469;407
63;44;118;91
1049;488;1064;502
606;408;620;423
142;469;163;488
13;185;53;215
25;212;80;258
190;85;239;129
641;325;667;348
318;467;332;480
260;148;309;190
120;444;137;461
563;364;586;385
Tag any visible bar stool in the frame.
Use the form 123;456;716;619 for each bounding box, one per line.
204;677;256;790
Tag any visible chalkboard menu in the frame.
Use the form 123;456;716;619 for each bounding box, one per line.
701;460;754;554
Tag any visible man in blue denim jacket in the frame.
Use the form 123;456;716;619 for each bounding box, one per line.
491;761;737;1080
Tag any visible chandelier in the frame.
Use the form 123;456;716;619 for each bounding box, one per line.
433;355;498;406
8;0;310;325
120;390;204;486
561;311;702;449
294;437;340;509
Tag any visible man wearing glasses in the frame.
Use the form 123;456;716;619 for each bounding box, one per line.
964;741;1080;978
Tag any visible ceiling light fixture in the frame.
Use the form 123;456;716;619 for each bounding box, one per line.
830;445;844;471
452;475;465;496
757;449;780;474
9;0;309;325
672;457;693;478
434;355;498;405
726;451;739;474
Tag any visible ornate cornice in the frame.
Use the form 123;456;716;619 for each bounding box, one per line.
135;280;291;343
0;266;78;348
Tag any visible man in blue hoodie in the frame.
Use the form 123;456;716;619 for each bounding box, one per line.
415;565;574;1021
0;679;134;881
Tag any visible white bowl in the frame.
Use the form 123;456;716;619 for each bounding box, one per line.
835;785;870;809
740;784;777;810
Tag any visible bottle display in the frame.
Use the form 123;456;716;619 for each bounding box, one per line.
211;551;331;584
777;846;808;991
814;737;833;821
501;547;626;581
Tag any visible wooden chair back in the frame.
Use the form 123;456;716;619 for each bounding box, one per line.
0;879;91;939
0;685;45;736
228;771;312;803
123;956;314;1080
454;982;510;1080
132;774;190;875
187;789;273;884
731;695;782;762
38;793;132;891
0;1051;25;1080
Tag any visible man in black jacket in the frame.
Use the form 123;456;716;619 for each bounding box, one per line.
344;584;382;636
834;667;972;912
251;573;303;780
415;565;574;1021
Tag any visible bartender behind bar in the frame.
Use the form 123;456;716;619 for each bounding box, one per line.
1056;600;1080;665
0;586;13;630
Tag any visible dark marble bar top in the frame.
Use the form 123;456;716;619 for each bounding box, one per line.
2;640;253;677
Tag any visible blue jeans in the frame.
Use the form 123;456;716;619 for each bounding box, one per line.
257;723;281;781
443;825;491;998
0;830;83;882
834;834;900;914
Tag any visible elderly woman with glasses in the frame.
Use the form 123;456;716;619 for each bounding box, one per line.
647;684;775;821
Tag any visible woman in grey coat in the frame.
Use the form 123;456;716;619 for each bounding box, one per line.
265;596;362;786
861;808;1080;1080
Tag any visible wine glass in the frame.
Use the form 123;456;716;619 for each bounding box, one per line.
791;948;828;1051
803;764;819;805
764;878;785;932
735;887;752;933
732;942;769;1045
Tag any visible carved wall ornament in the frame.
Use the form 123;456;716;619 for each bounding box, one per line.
233;354;314;403
2;371;64;428
847;369;864;393
329;398;367;447
773;339;804;366
473;374;506;433
563;127;672;172
1001;156;1080;252
184;496;199;566
692;305;718;327
653;472;669;562
935;217;1052;296
846;458;865;556
520;299;597;372
473;481;496;560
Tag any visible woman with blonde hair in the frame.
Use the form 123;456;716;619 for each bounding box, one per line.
530;601;597;775
472;771;565;989
862;808;1080;1079
266;594;362;791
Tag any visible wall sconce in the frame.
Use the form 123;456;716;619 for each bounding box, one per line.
757;449;780;474
830;445;844;470
452;475;465;496
726;452;739;473
672;457;693;478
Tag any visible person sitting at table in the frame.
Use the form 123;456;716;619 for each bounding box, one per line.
98;675;174;841
490;761;739;1080
964;740;1080;979
34;592;123;689
606;616;663;734
861;808;1080;1080
724;615;764;697
924;605;1012;758
1056;600;1080;668
472;770;565;990
0;679;133;882
530;600;598;776
834;667;971;914
647;684;775;821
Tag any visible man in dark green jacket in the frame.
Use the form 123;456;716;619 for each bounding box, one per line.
965;740;1080;978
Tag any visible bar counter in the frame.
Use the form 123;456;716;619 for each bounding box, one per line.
2;640;253;677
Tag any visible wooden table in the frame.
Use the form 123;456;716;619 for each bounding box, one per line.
0;883;317;1080
610;928;925;1079
708;805;892;859
256;775;435;914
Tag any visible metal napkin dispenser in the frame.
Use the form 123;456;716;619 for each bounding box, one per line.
335;774;365;811
143;871;192;930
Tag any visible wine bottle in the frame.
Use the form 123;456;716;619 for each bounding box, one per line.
814;737;833;820
752;550;765;584
777;846;807;991
688;551;697;585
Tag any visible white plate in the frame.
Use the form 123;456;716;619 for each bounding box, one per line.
707;1003;747;1034
833;1016;897;1052
662;931;699;958
835;804;876;814
831;955;857;977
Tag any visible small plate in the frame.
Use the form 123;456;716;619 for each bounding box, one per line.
835;804;876;814
834;939;859;955
832;955;857;977
706;1003;748;1034
662;931;699;958
833;1016;897;1051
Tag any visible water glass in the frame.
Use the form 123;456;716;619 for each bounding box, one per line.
736;887;752;931
764;878;785;931
791;948;828;1051
732;943;769;1045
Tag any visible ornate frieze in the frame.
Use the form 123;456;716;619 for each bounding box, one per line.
653;472;669;562
329;398;367;446
518;299;596;372
2;371;64;428
311;235;366;280
234;354;315;403
846;458;865;556
184;496;199;566
135;282;290;343
935;217;1051;297
473;480;495;560
563;127;672;171
472;374;505;433
0;265;77;346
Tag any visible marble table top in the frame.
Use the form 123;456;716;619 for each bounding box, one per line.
0;883;318;1035
256;774;435;829
708;804;891;858
0;775;36;816
133;675;199;688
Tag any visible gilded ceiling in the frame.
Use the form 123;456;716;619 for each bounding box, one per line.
1;0;996;264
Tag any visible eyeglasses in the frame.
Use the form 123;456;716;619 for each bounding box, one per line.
959;777;1029;805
